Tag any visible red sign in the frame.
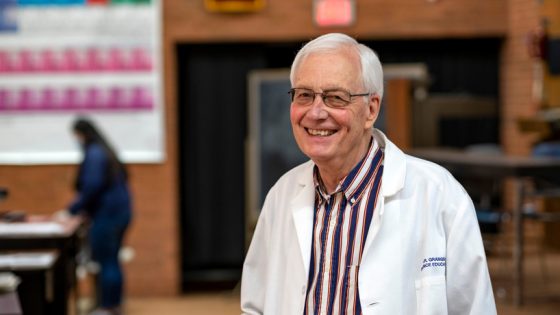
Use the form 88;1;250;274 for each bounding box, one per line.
314;0;355;27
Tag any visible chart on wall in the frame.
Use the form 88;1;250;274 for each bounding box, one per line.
0;0;163;164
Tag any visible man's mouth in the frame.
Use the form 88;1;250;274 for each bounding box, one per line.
306;128;336;137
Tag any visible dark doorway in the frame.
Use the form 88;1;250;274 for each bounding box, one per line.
176;42;300;291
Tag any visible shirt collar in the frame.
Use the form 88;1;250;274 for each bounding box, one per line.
313;136;383;203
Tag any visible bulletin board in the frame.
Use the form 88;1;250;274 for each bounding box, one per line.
0;0;164;164
246;69;309;224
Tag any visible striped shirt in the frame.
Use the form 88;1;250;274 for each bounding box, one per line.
304;138;384;315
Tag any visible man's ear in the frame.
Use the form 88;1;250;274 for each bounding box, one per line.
365;94;380;129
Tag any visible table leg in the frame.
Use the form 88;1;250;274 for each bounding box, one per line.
52;245;69;315
513;179;525;306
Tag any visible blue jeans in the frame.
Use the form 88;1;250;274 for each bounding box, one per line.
90;210;131;308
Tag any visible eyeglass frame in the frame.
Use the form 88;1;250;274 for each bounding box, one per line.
288;87;372;108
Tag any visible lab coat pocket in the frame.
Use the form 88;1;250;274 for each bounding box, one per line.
415;275;448;315
347;266;382;315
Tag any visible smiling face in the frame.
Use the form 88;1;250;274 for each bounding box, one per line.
290;48;380;172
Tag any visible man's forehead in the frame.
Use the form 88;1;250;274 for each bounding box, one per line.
294;52;362;89
301;48;359;64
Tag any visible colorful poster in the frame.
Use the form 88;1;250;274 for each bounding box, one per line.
0;0;163;164
0;0;17;32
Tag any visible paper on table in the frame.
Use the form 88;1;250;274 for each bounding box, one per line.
0;222;65;235
0;253;57;269
0;273;20;292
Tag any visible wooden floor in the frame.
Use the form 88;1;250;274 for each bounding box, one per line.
123;268;560;315
123;254;560;314
94;221;560;314
126;292;240;315
487;220;560;315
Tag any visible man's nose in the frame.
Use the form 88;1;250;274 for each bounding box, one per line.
308;95;329;119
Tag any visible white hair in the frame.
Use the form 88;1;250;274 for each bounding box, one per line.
290;33;384;100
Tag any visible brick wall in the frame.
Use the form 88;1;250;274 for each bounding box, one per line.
501;0;541;156
164;0;507;42
0;163;179;298
1;0;525;297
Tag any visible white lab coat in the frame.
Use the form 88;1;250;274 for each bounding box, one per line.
241;129;496;315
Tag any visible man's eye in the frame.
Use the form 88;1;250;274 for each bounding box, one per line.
327;92;347;100
326;94;347;103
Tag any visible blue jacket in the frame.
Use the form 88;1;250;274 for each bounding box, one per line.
69;143;131;219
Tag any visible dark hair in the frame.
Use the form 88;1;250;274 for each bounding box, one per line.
72;117;128;187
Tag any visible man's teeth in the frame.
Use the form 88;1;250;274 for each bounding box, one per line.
307;128;335;136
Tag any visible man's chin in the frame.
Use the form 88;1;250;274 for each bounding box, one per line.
304;150;335;164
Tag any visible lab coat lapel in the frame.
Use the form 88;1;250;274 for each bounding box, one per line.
290;163;315;275
361;129;407;260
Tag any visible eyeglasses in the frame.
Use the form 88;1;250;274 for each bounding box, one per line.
288;88;370;108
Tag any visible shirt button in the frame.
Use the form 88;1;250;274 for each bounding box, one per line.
350;197;356;204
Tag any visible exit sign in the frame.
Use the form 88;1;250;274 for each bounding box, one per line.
314;0;355;27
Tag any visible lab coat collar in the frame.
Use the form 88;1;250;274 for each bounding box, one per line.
291;161;315;273
372;129;406;198
291;129;407;208
293;129;406;195
293;130;401;189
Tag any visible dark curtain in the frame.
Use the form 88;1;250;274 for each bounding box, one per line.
177;44;266;289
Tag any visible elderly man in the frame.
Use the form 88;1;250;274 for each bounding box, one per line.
241;33;496;315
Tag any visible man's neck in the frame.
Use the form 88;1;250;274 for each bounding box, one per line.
315;136;372;194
